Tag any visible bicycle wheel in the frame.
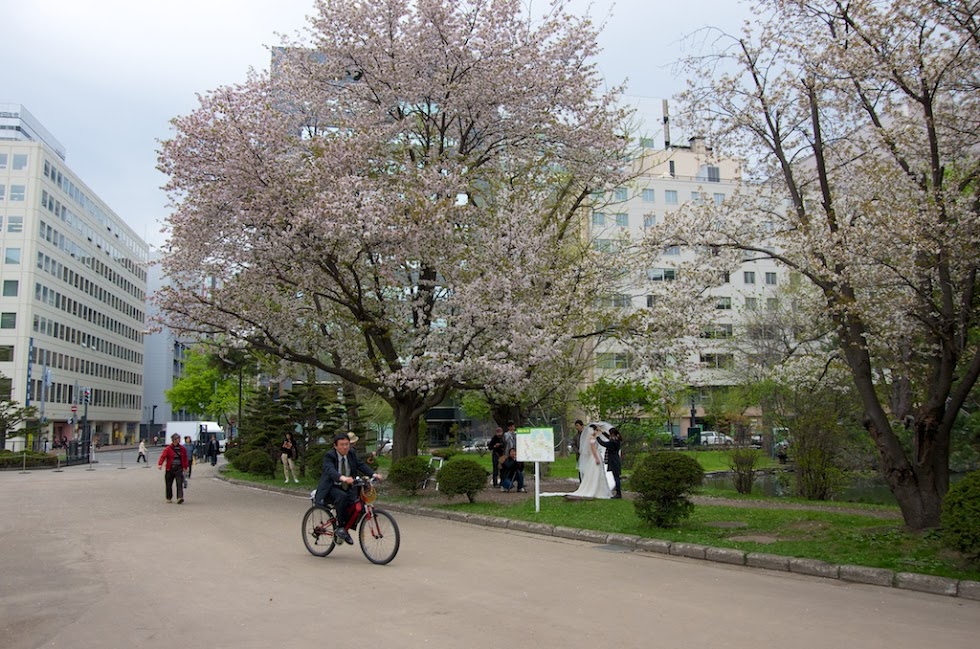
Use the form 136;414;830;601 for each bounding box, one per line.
302;505;337;557
359;508;400;565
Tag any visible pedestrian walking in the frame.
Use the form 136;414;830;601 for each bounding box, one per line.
157;433;188;504
137;440;148;463
205;434;219;466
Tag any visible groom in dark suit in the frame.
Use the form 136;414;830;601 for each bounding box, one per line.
314;433;381;544
596;427;623;498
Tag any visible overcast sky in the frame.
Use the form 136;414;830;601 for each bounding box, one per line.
0;0;750;249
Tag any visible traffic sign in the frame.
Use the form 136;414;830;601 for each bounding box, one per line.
71;405;77;412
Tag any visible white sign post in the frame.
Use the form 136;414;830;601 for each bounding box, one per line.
516;427;555;512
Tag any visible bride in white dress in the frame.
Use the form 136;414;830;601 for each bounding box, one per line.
566;424;613;499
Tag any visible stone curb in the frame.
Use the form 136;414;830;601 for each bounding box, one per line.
221;475;978;601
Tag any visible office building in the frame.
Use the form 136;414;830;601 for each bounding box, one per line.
0;104;148;450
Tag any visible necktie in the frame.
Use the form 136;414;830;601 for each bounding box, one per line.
341;456;348;479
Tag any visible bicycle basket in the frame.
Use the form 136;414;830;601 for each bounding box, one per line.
360;482;378;504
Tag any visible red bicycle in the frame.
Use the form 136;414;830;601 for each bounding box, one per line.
302;477;400;565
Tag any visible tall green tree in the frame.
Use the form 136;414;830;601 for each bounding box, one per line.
0;388;37;450
166;348;241;422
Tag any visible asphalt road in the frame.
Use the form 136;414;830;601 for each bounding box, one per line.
1;455;978;649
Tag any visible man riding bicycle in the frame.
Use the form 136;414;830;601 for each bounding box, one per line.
314;433;382;545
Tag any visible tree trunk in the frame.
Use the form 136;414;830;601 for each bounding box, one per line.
840;324;948;530
390;400;422;463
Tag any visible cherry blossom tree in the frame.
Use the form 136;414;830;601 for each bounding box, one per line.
156;0;632;460
667;0;980;528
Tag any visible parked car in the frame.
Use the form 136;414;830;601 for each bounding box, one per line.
463;438;490;453
699;431;735;446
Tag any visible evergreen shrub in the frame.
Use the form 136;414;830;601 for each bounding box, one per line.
436;458;488;502
305;444;332;480
0;449;57;469
431;447;459;460
388;456;434;495
941;470;980;559
628;452;704;527
232;449;275;476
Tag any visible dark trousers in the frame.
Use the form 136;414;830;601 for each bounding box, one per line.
208;453;217;466
165;468;184;500
501;470;524;491
611;468;622;496
137;452;146;463
491;451;502;486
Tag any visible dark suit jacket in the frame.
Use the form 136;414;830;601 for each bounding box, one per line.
596;436;622;473
322;448;374;485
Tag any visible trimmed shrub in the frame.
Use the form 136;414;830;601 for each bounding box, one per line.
628;452;704;527
431;447;459;460
388;455;435;495
436;458;488;503
941;470;980;559
0;450;58;469
232;449;276;476
223;446;241;464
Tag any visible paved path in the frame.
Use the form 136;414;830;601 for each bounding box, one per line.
1;459;977;649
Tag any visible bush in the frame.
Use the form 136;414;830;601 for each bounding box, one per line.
223;446;241;464
388;455;435;495
941;470;980;559
628;452;704;527
232;449;276;476
0;449;58;469
436;458;488;502
431;447;459;460
728;447;761;494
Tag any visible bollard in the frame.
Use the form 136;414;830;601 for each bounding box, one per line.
19;450;29;474
53;456;63;473
118;450;127;470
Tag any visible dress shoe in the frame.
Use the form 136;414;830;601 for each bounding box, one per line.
177;498;184;504
611;494;622;499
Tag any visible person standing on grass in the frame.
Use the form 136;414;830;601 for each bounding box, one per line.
158;433;188;504
596;426;623;498
281;432;299;484
487;427;505;488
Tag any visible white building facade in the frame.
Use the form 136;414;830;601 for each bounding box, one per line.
0;104;148;449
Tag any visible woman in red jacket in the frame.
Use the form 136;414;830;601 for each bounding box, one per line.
157;433;189;503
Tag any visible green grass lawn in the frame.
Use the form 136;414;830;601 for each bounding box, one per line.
224;452;979;582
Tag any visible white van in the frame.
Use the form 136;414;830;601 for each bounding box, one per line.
699;431;735;446
163;421;227;453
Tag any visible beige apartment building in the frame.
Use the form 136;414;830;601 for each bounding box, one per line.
0;104;148;451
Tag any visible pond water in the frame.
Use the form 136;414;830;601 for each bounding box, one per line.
702;471;966;506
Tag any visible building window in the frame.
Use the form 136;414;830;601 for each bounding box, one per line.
700;353;734;369
7;216;23;233
2;281;17;297
614;187;628;201
744;271;755;284
646;295;656;308
702;324;733;339
745;297;759;310
0;184;4;200
765;272;778;285
767;298;779;310
691;191;702;203
614;213;628;227
713;193;725;204
0;345;13;362
0;313;16;329
593;239;619;253
592;212;605;226
647;268;676;281
705;165;720;182
664;245;680;256
640;137;656;148
668;160;676;177
0;153;7;169
642;189;655;202
665;190;678;205
599;294;632;309
13;154;28;170
9;185;25;201
5;248;21;264
716;297;732;310
596;352;630;370
643;215;657;228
